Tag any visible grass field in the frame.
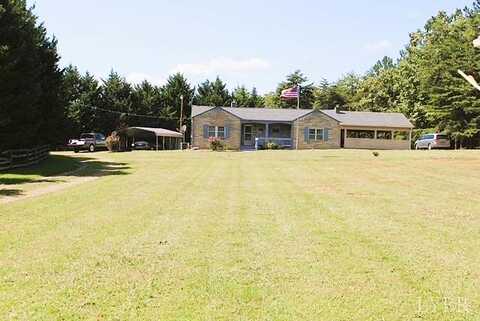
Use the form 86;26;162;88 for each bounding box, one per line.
1;150;479;320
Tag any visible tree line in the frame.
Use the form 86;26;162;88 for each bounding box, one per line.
1;0;480;150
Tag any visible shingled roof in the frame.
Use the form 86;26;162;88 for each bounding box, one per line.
191;106;312;122
191;105;414;129
322;109;414;128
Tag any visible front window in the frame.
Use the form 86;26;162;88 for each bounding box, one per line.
217;126;225;138
208;126;216;138
394;131;408;140
376;130;392;140
207;126;226;139
346;130;375;139
308;128;324;141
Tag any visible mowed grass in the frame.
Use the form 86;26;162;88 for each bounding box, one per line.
0;154;81;185
1;150;479;321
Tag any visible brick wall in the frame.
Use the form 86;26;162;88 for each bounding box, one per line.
292;111;341;149
192;108;241;150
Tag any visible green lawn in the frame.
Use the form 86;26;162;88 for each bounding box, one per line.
0;154;81;185
1;150;479;320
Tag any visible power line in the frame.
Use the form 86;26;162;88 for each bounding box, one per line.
80;104;186;121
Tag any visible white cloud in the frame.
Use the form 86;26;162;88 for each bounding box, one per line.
171;57;271;75
363;40;393;53
126;73;166;86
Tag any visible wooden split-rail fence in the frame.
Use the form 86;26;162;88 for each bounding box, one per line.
0;145;50;171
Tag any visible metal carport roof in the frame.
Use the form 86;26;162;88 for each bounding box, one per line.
120;127;183;138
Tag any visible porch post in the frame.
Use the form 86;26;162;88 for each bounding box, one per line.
156;135;158;151
409;130;413;150
295;122;299;150
265;123;269;139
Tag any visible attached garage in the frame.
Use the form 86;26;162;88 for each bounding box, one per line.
321;109;414;150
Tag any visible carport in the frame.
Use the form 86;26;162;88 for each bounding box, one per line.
119;127;183;150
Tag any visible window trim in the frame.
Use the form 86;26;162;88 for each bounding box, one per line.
207;126;226;139
207;126;216;138
308;128;325;141
217;126;225;139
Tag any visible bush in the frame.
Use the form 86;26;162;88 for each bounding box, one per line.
372;151;380;157
106;131;121;152
208;137;224;151
265;142;280;150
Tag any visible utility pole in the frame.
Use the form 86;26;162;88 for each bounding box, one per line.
179;94;184;149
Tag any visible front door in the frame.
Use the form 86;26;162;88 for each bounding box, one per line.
340;129;345;148
244;125;254;146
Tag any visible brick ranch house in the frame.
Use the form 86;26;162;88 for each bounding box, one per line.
191;105;414;150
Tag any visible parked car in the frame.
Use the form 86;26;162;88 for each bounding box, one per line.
415;133;451;150
68;133;107;153
131;141;152;150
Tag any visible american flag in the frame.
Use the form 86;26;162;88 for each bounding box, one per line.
280;86;300;99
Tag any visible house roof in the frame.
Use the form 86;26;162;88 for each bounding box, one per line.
191;105;414;128
192;105;312;122
120;127;183;138
322;109;414;128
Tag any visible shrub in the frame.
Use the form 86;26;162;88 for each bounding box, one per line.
106;132;121;152
265;142;280;150
208;137;224;151
372;151;380;157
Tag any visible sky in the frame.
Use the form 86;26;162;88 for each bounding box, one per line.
28;0;473;94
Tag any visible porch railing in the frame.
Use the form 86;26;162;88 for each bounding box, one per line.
255;137;292;150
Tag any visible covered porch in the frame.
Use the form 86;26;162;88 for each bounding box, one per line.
240;122;293;150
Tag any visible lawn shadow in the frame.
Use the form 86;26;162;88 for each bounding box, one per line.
0;154;131;186
0;189;24;197
0;178;63;185
71;157;131;178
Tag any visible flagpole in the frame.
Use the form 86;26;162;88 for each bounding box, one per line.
295;85;300;149
297;86;300;109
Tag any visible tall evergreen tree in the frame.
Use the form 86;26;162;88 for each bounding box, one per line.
0;0;64;150
63;65;101;135
313;79;347;109
193;76;231;106
273;70;315;109
248;87;264;107
232;86;251;107
161;73;194;131
96;71;133;135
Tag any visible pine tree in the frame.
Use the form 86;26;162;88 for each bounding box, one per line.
161;73;194;131
232;86;250;107
248;87;264;107
0;0;64;150
193;76;231;106
274;70;315;109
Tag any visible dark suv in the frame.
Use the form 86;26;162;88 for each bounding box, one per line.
68;133;107;153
